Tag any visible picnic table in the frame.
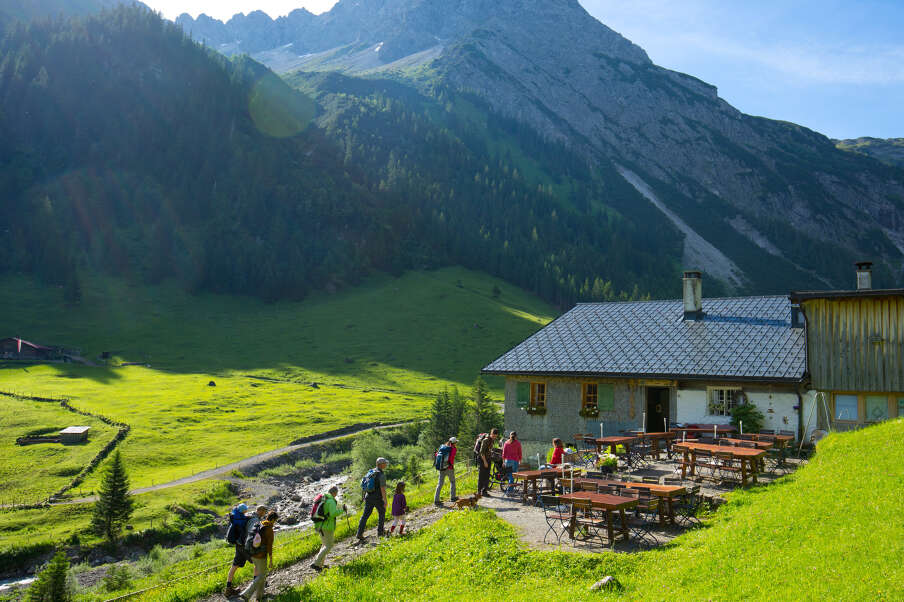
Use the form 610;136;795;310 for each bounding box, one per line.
717;438;773;450
673;441;765;486
590;435;635;455
750;433;794;449
512;467;581;504
570;478;686;525
626;431;677;458
559;491;637;544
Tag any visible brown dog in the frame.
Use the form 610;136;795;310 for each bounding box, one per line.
453;493;481;510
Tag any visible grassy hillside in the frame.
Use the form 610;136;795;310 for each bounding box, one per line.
280;419;904;601
0;267;554;500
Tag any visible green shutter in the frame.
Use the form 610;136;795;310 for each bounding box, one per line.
597;383;614;412
516;382;530;409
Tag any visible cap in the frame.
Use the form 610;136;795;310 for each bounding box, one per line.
448;437;458;443
376;457;388;465
236;503;248;513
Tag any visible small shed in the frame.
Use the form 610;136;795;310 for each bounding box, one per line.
59;426;90;443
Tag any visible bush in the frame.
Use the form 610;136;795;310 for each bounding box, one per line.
731;402;765;434
102;564;134;592
350;431;392;477
26;549;72;602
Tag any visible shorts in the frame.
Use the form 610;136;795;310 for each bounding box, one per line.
232;545;249;567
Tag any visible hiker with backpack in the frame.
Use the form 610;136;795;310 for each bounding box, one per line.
433;436;458;505
311;485;347;571
224;503;264;597
356;457;388;541
477;428;500;496
238;509;278;601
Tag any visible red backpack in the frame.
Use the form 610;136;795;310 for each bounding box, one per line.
310;493;327;524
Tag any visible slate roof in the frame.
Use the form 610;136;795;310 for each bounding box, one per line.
482;296;806;382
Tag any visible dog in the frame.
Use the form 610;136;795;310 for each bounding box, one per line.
453;493;481;510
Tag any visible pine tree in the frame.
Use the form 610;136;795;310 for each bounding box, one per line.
26;549;71;602
91;450;134;542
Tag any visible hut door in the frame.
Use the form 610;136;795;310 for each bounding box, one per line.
646;387;670;431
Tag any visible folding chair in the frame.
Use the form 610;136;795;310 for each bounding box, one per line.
620;489;658;547
540;495;571;545
569;498;607;548
674;484;703;527
714;451;741;482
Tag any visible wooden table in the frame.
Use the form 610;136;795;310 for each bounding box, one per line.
559;491;638;544
749;433;794;449
627;431;677;458
673;442;766;486
718;438;773;450
570;478;685;525
513;467;581;504
670;425;736;437
591;435;635;454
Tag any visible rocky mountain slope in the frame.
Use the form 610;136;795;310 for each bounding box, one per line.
178;0;904;291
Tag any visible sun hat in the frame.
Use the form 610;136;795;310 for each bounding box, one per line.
449;437;458;443
376;457;389;465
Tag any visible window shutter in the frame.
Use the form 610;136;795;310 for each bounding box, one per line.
598;383;614;412
516;382;529;409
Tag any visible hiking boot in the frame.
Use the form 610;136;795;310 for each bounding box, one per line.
224;586;239;597
434;500;443;506
311;563;323;572
450;496;458;502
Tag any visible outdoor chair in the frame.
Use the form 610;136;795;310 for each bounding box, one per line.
693;449;718;479
579;480;599;492
540;495;571;545
674;484;703;527
698;435;716;445
759;429;776;435
585;470;606;479
766;448;790;476
714;451;741;482
738;441;757;449
597;485;619;495
779;429;796;441
568;498;607;548
736;433;754;440
620;488;659;547
718;438;736;446
641;476;660;484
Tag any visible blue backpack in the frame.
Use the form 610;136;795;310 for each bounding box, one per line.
225;509;249;545
361;468;380;493
434;445;451;470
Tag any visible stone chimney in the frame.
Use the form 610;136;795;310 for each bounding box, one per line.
682;271;703;321
855;261;873;290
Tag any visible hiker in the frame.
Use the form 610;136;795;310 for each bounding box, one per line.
477;428;500;496
501;431;522;491
224;503;262;597
433;436;458;505
548;437;565;466
237;507;274;601
389;481;409;535
356;457;388;541
311;485;347;572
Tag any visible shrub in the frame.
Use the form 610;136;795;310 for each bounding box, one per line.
731;402;765;434
25;549;72;602
102;564;134;592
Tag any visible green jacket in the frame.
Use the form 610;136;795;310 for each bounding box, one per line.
318;493;344;532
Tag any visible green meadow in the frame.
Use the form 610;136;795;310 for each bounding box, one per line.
0;396;116;505
0;267;555;502
278;419;904;601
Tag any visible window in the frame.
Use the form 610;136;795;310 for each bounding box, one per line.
531;382;546;409
834;394;858;422
516;382;530;409
582;383;598;411
707;387;741;416
866;395;888;422
898;398;904;418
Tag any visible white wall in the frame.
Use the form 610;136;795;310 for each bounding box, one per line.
676;385;802;436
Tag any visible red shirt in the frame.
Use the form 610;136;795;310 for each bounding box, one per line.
502;440;522;462
448;444;457;467
550;446;565;465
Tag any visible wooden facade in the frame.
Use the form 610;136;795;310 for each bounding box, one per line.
794;291;904;428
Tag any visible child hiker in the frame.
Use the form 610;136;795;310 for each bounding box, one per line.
389;481;409;535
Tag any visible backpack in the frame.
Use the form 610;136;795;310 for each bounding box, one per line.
434;445;451;471
225;511;248;545
360;468;380;493
243;516;263;555
310;493;327;524
473;433;488;460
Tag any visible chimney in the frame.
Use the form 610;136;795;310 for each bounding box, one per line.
682;271;703;321
855;261;873;290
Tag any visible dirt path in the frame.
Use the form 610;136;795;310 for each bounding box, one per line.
201;503;451;601
51;422;415;506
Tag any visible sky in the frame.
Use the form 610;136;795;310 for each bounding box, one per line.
144;0;903;140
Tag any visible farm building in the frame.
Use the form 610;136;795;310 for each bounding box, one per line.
791;262;904;431
59;426;91;443
483;271;814;446
0;337;54;361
